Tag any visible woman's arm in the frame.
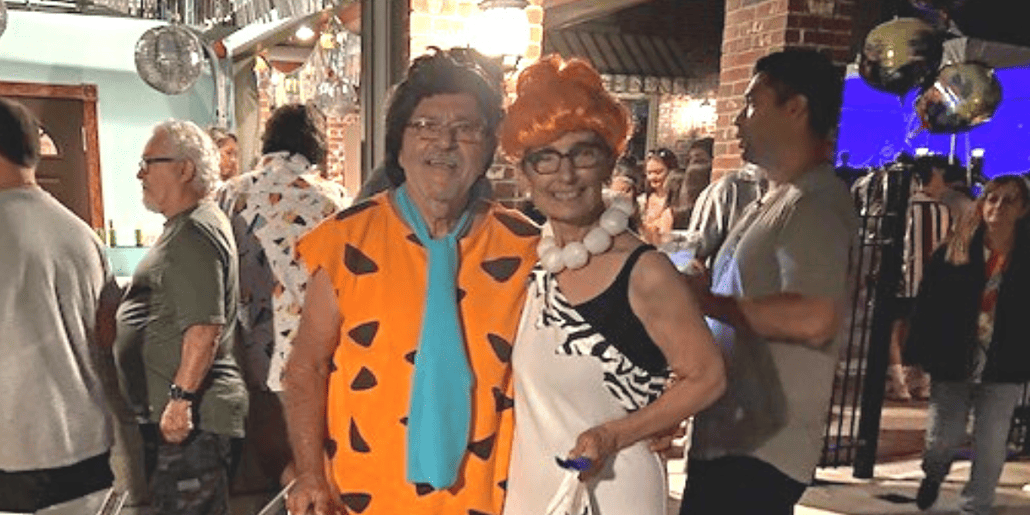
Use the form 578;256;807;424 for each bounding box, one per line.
568;251;726;479
283;269;343;515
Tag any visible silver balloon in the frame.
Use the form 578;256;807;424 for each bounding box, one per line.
134;25;206;95
859;18;943;95
915;62;1002;134
910;0;966;12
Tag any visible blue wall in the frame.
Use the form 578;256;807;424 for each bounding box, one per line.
838;66;1030;178
0;11;219;240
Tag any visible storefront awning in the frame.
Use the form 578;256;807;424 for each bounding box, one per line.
543;28;694;78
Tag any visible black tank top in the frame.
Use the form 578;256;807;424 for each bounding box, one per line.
574;245;669;374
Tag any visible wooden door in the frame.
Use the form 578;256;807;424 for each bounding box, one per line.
0;82;103;228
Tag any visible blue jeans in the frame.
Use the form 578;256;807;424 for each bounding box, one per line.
921;380;1024;515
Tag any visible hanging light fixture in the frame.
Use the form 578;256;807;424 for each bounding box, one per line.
469;0;531;60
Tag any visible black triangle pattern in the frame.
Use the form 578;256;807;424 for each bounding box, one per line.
350;419;371;453
334;199;378;220
493;211;540;237
348;321;379;348
481;257;521;283
344;244;379;275
350;367;377;391
339;493;372;513
467;434;496;460
492;387;514;412
487;334;512;363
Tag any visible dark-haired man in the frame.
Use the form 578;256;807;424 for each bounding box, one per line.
681;49;858;515
216;103;349;488
0;97;120;514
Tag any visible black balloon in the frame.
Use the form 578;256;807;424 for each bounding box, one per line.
915;62;1002;134
859;18;943;95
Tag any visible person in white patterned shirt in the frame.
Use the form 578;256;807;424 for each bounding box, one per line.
216;103;349;488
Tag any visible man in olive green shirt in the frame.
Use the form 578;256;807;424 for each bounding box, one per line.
114;120;246;515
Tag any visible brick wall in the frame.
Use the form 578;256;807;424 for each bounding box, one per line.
713;0;854;180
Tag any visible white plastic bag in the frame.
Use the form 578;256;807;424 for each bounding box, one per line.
544;470;592;515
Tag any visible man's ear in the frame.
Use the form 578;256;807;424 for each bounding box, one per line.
786;94;808;121
179;159;197;185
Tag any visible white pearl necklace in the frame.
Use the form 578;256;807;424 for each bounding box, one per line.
537;196;634;274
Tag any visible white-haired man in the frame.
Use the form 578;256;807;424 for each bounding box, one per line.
113;120;247;515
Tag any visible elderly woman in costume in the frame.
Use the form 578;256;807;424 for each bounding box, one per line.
498;55;726;515
906;175;1030;514
282;48;539;515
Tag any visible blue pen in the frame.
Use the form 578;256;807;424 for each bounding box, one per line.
555;456;593;471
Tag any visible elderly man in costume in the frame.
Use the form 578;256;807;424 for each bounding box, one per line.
283;47;539;515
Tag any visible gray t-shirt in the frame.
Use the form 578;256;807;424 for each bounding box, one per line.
114;200;246;437
0;187;118;470
689;164;858;484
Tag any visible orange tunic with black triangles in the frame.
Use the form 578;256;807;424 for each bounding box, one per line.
295;191;539;515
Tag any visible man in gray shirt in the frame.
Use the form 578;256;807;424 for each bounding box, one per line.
0;98;120;514
680;50;858;515
114;120;246;515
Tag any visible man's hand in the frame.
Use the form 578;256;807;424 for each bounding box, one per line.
286;472;342;515
160;398;193;443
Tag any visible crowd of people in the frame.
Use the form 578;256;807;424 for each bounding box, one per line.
2;43;1028;515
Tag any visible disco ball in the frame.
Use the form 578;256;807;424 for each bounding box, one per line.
314;76;358;118
858;18;943;95
915;62;1002;134
0;0;8;40
134;25;206;95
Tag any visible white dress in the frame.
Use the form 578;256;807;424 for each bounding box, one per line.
503;265;668;515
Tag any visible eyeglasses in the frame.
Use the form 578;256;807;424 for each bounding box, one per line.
406;118;487;144
139;156;179;170
522;142;611;175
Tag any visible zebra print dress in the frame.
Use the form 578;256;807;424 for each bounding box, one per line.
504;249;670;515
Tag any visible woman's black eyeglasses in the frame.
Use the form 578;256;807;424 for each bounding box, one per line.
522;143;610;175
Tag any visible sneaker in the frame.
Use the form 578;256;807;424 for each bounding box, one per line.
886;377;912;402
908;368;931;400
916;478;941;510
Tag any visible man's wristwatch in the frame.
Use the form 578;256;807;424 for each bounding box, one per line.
169;383;199;403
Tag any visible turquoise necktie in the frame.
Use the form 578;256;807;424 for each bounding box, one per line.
395;184;474;489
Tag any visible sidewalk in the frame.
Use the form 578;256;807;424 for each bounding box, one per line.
665;401;1030;515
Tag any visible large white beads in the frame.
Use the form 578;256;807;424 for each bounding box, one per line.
609;196;635;216
561;242;590;270
599;207;630;235
582;226;613;254
536;203;629;274
537;235;557;256
541;246;565;274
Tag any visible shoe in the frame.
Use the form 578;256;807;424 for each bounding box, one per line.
886;377;912;402
908;368;931;400
916;478;941;510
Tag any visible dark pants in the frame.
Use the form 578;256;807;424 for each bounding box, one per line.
0;452;112;512
679;456;808;515
139;425;242;515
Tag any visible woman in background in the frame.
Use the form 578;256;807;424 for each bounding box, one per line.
498;54;725;515
906;175;1030;515
639;148;679;245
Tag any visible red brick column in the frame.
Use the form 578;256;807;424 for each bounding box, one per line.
713;0;854;180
